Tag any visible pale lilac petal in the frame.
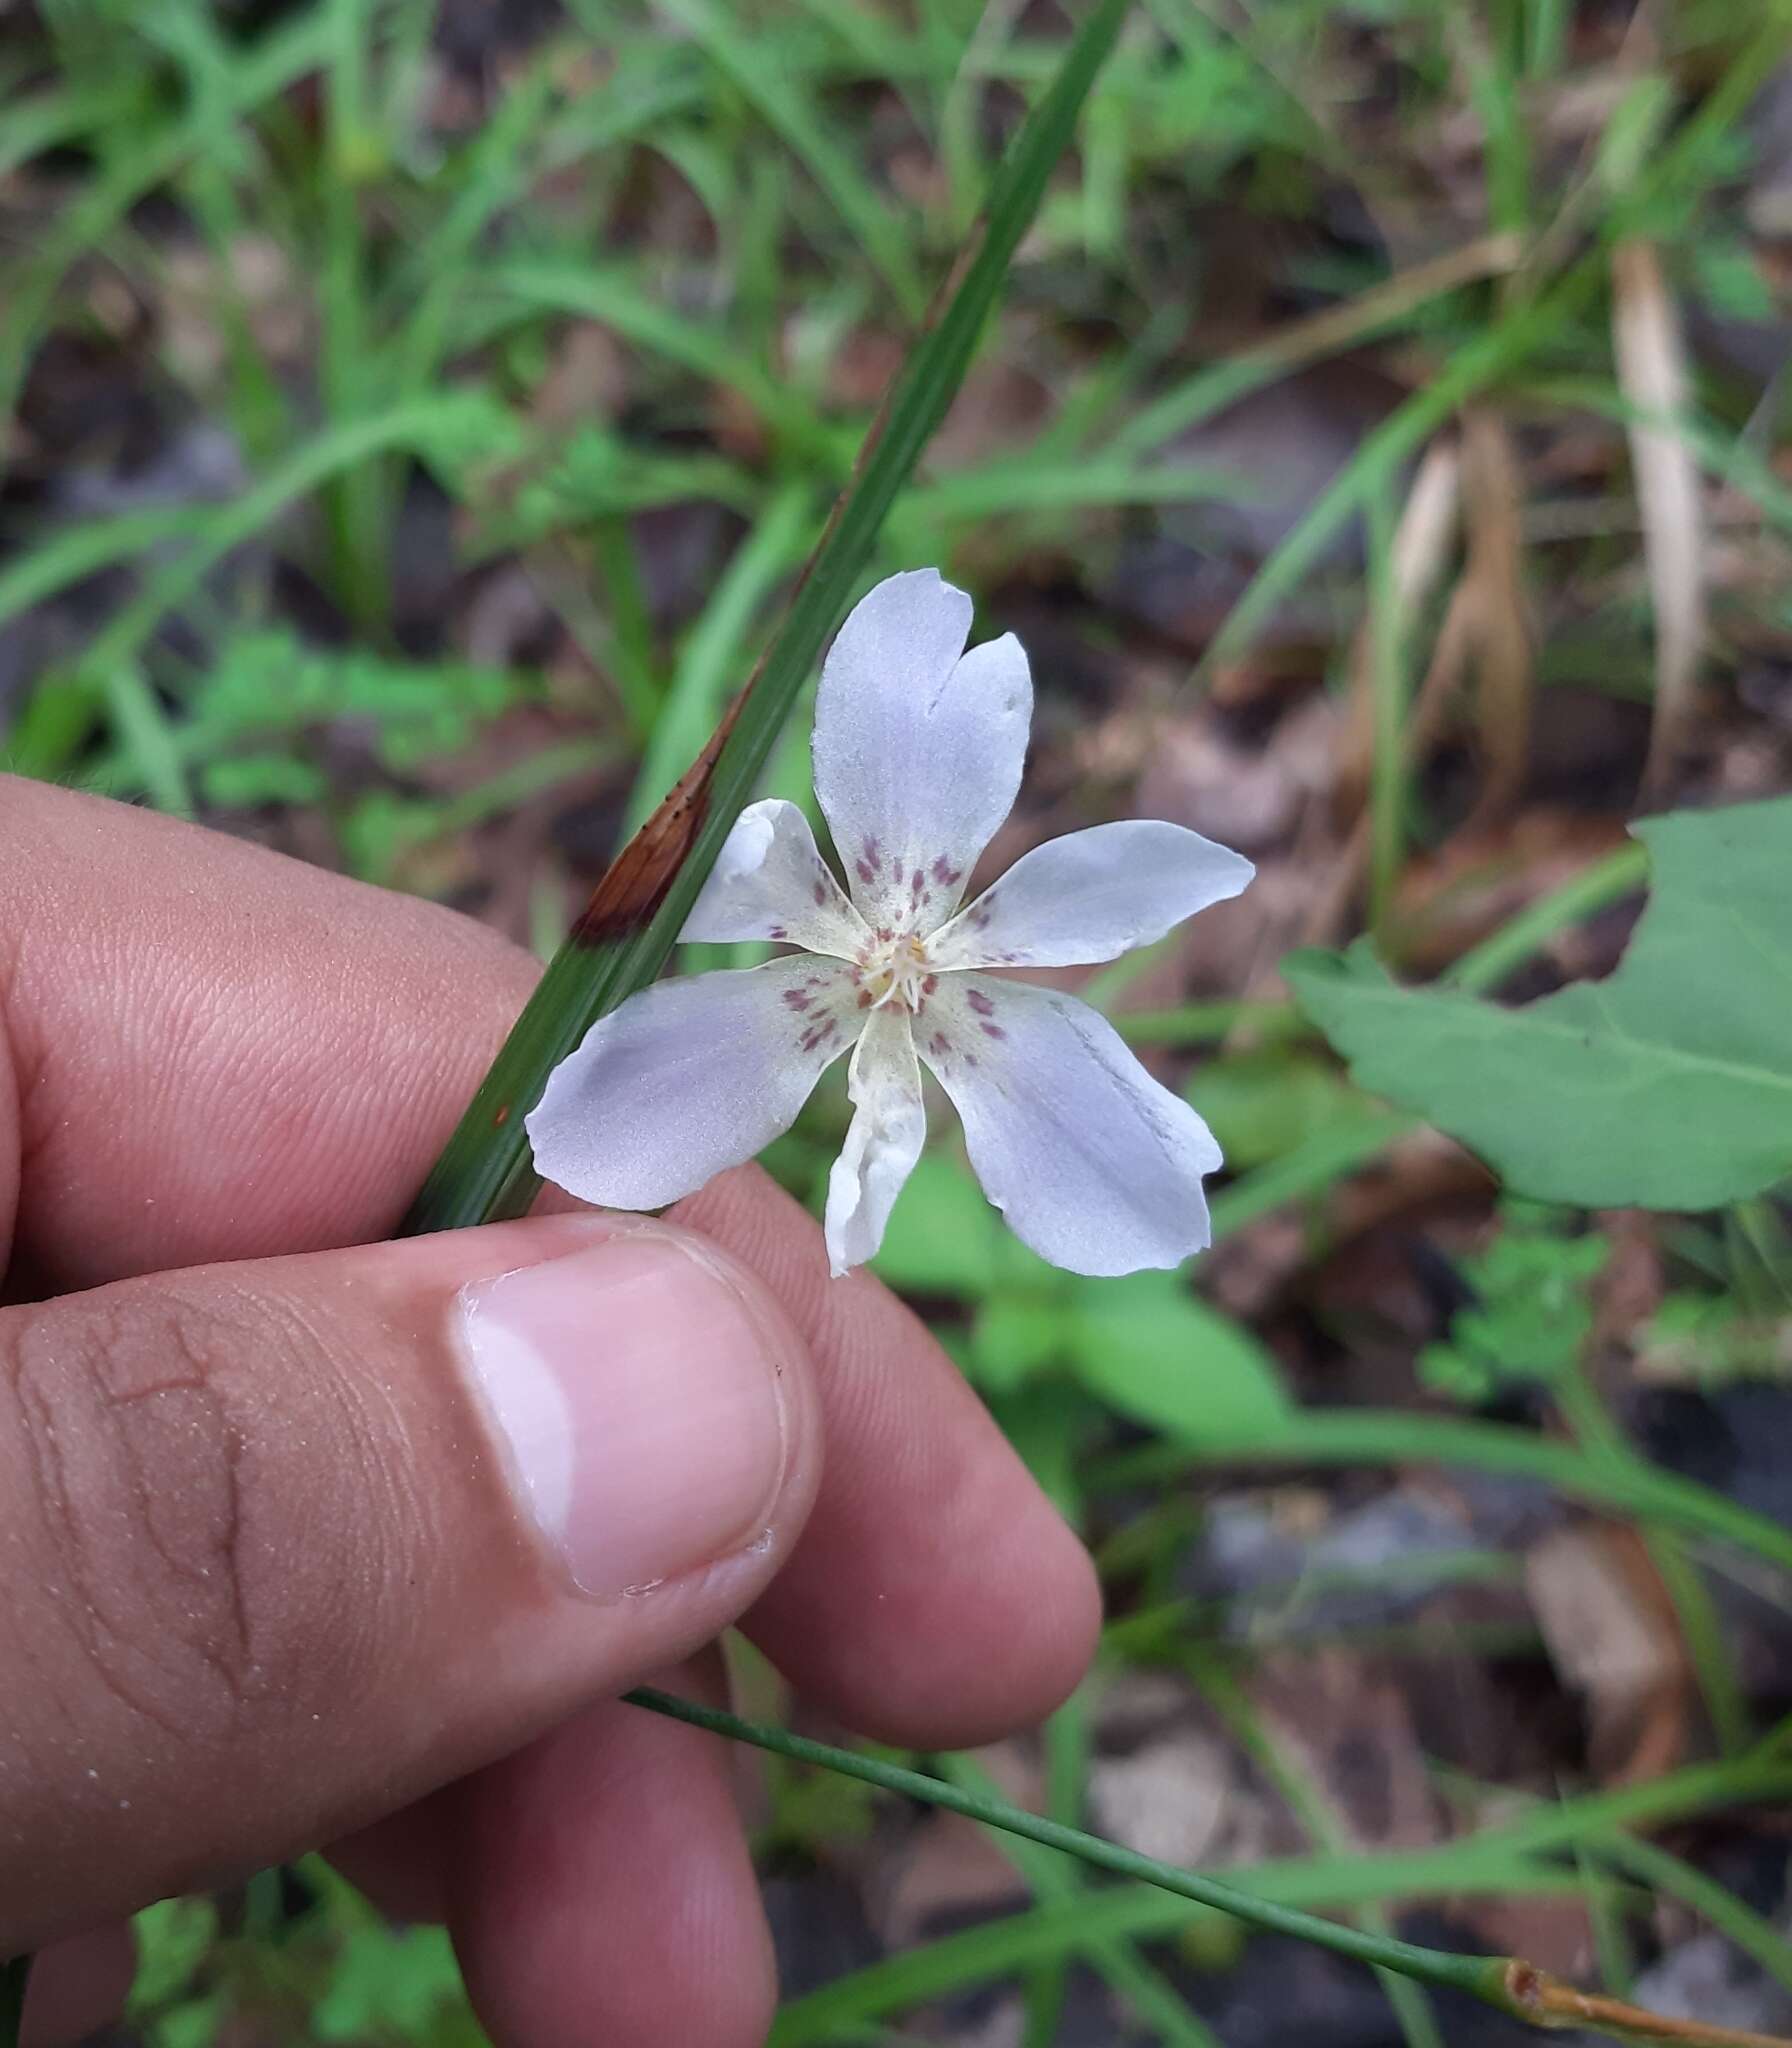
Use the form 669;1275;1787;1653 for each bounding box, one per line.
680;798;868;956
527;958;860;1211
812;570;1031;932
824;1006;925;1275
916;975;1221;1275
928;820;1255;971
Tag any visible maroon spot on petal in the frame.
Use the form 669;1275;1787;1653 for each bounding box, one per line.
782;989;811;1010
855;858;875;884
910;870;925;898
980;1021;1007;1041
931;855;958;885
966;987;996;1016
812;879;828;905
769;926;787;940
921;974;939;995
876;927;893;944
857;990;873;1008
929;1031;950;1057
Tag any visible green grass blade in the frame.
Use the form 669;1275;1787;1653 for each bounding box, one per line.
0;10;331;427
1592;1833;1792;2002
401;0;1133;1238
8;399;491;781
623;482;817;835
764;1753;1792;2042
655;0;929;318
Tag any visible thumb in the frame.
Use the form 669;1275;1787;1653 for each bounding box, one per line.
0;1211;819;1951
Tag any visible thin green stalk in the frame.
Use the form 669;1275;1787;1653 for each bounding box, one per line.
771;1754;1792;2041
633;1688;1791;2048
401;0;1133;1236
629;1690;1506;1998
1207;1111;1419;1239
1591;1833;1792;2002
1115;999;1302;1047
587;517;666;740
1444;842;1650;993
319;0;390;635
1553;1363;1752;1755
1366;476;1407;937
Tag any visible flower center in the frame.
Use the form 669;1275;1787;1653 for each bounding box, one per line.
854;929;939;1014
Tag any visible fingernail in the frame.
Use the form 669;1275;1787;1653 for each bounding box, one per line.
456;1232;792;1597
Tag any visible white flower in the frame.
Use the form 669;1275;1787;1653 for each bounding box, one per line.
527;569;1255;1277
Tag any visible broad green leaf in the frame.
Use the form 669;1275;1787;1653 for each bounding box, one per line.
1068;1274;1290;1443
1286;797;1792;1212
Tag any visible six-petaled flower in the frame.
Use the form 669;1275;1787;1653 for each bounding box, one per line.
527;569;1254;1276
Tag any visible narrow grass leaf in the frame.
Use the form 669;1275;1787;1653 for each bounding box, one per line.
402;0;1133;1236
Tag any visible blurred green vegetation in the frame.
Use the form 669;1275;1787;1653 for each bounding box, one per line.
7;0;1792;2040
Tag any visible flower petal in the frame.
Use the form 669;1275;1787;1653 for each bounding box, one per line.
824;1006;925;1275
680;798;868;956
929;820;1255;970
527;957;861;1211
812;569;1031;932
916;974;1221;1275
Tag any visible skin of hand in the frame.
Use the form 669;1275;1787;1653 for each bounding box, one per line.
0;776;1100;2048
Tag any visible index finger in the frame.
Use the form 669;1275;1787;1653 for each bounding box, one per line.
0;774;534;1286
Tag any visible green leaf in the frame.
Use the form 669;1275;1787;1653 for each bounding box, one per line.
128;1897;219;2014
1188;1046;1362;1171
1067;1274;1290;1444
1419;1205;1609;1403
1286;797;1792;1212
971;1295;1067;1394
872;1152;1000;1299
312;1923;466;2043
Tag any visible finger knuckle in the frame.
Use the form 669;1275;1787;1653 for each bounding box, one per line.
0;1280;384;1744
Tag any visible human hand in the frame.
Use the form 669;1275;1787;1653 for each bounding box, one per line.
0;777;1098;2047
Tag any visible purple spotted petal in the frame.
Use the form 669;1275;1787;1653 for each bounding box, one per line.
812;570;1031;934
929;820;1255;971
915;974;1222;1275
681;798;868;956
527;958;862;1211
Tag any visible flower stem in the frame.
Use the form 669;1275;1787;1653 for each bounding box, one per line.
626;1689;1792;2048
